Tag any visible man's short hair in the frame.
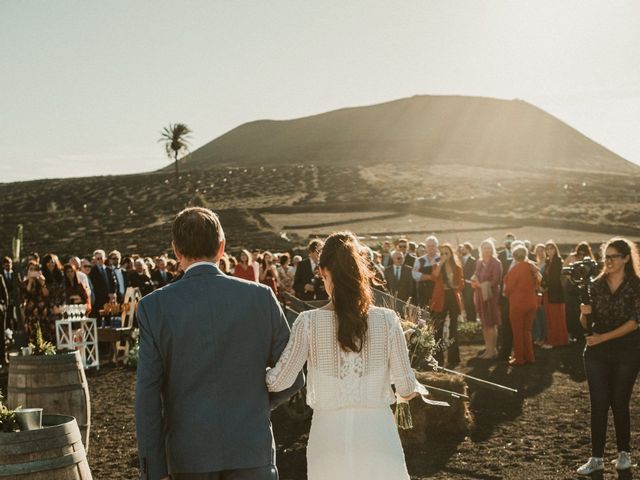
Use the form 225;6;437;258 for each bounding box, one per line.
93;249;106;258
172;207;225;259
463;242;474;252
307;239;324;254
2;256;11;264
108;250;121;260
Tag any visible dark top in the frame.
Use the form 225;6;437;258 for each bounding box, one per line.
542;256;564;304
293;258;314;300
89;264;117;310
128;272;155;297
590;275;640;344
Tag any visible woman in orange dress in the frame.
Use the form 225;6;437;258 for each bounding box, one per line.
504;245;541;365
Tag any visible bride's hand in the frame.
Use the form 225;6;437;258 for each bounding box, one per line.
398;392;418;401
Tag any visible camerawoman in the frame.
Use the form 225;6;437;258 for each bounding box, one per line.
576;238;640;475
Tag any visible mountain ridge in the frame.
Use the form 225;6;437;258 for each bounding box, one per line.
175;94;637;174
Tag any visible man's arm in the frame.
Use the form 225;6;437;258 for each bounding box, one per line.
266;288;304;409
135;300;168;480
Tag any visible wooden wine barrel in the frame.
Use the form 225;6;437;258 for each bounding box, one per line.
7;352;91;451
0;414;93;479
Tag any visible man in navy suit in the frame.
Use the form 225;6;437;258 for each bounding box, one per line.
88;249;117;315
135;207;304;480
292;239;323;301
384;250;416;304
461;243;477;322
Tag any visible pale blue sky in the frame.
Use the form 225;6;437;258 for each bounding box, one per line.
1;0;639;181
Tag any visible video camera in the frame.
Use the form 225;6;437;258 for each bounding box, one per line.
562;256;599;334
562;256;599;289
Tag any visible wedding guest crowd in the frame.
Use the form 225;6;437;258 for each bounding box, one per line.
0;229;631;375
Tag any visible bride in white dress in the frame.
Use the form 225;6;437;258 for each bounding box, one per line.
266;232;419;480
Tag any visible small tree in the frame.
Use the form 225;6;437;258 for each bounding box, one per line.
159;123;192;183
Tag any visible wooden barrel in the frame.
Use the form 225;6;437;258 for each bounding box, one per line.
0;414;93;479
7;352;91;452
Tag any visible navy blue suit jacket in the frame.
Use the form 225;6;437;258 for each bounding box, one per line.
135;264;304;479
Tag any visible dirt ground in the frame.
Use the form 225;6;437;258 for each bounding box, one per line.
72;341;640;480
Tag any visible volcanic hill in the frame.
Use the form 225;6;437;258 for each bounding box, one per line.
177;95;637;174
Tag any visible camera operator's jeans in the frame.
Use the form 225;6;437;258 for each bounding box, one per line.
584;338;640;457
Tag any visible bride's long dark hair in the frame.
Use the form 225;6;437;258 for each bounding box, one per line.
319;232;374;352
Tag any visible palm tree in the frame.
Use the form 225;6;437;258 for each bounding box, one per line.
159;123;192;182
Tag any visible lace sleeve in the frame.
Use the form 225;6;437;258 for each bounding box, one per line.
266;312;309;392
387;311;417;397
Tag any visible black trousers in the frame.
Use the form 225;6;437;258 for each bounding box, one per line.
565;289;584;339
462;284;476;321
173;465;278;480
584;340;640;457
433;290;461;366
498;297;512;360
0;309;6;364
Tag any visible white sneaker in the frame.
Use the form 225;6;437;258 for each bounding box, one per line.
577;457;604;475
613;451;631;470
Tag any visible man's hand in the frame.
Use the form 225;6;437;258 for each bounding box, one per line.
304;283;315;293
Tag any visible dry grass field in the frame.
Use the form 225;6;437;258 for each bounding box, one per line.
1;162;639;258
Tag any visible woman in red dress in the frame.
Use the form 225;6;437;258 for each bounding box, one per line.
431;243;465;367
472;239;502;359
259;251;279;296
542;240;569;347
233;249;255;282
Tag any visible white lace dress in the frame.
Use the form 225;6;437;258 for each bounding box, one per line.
266;306;417;480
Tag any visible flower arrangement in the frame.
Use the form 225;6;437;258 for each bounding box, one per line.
457;320;483;345
0;390;19;433
28;321;56;356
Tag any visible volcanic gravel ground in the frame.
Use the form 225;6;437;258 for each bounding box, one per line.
83;343;640;479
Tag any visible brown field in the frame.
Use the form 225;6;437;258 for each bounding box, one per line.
262;211;639;248
1;162;639;258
